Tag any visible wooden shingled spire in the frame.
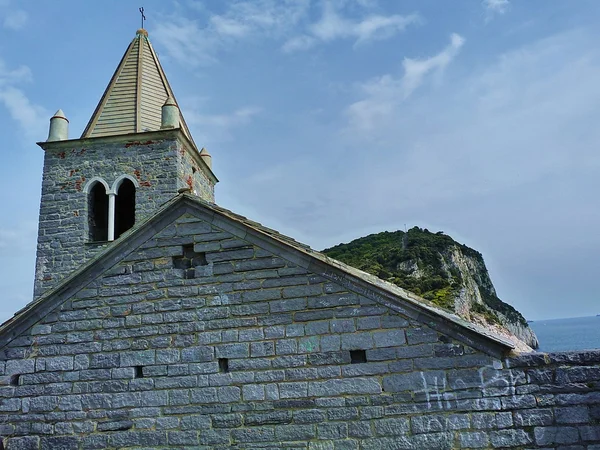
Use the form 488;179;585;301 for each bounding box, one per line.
81;29;197;149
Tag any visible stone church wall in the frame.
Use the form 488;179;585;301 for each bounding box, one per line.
5;214;600;449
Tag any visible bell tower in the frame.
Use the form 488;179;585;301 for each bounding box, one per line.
34;29;217;298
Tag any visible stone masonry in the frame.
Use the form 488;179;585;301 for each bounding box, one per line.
34;129;216;299
3;205;600;449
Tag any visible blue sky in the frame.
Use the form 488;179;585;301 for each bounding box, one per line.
1;0;600;323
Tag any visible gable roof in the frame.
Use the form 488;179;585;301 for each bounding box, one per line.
81;29;197;149
0;194;515;358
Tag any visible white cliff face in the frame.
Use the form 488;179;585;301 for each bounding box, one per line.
494;311;539;349
448;246;538;348
404;245;539;349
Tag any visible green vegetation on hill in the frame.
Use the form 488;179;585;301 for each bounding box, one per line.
322;227;527;327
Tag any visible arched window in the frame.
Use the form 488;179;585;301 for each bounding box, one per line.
88;182;109;241
115;179;136;238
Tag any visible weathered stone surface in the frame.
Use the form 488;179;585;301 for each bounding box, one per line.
4;212;600;450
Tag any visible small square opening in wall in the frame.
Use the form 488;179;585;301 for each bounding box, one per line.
192;252;208;267
173;245;208;279
9;374;20;386
350;350;367;364
134;366;144;378
218;358;229;373
184;268;196;280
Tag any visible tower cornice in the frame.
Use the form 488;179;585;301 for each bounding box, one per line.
37;128;218;184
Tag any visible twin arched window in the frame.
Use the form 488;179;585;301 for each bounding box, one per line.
89;182;109;241
85;176;137;242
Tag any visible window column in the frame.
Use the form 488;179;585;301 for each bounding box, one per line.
108;192;116;241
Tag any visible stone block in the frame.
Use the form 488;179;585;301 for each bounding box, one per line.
6;437;40;450
215;343;249;359
191;387;218;404
283;285;323;298
296;310;334;322
246;410;292;425
534;426;581;445
119;350;155;367
279;382;308;398
556;367;600;384
181;346;213;362
140;390;168;407
373;417;410;436
276;339;298;355
6;359;35;376
242;384;265;401
580;425;600;441
180;414;211;430
555;406;590;424
231;426;276;443
490;429;534;447
96;420;134;431
275;424;317;441
218;386;241;402
308;378;381;396
373;329;406;348
270;298;307;313
383;371;445;393
235;257;286;272
501;394;537;409
295;409;326;424
242;289;282;303
305;321;330;335
108;431;167;447
341;332;374;350
406;327;439;345
342;362;390;377
90;353;119;369
167;431;199;446
459;431;490;448
155;375;198;389
212;413;243;428
360;433;454;450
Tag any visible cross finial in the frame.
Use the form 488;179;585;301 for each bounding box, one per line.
139;7;146;29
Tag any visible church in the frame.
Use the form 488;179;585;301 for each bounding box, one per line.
0;28;599;450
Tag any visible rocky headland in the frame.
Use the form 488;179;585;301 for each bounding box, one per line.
323;227;539;350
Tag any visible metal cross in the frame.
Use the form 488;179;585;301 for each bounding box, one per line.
139;7;146;29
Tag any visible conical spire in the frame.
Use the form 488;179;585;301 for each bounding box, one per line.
81;29;196;147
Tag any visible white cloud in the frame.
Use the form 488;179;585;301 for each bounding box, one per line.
0;0;28;30
3;9;27;30
154;1;420;63
0;59;31;85
0;59;48;138
154;0;310;66
402;33;465;96
285;2;420;52
483;0;510;22
338;28;600;212
345;33;465;132
0;87;48;138
282;35;318;53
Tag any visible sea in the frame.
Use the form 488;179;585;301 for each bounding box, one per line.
529;315;600;353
